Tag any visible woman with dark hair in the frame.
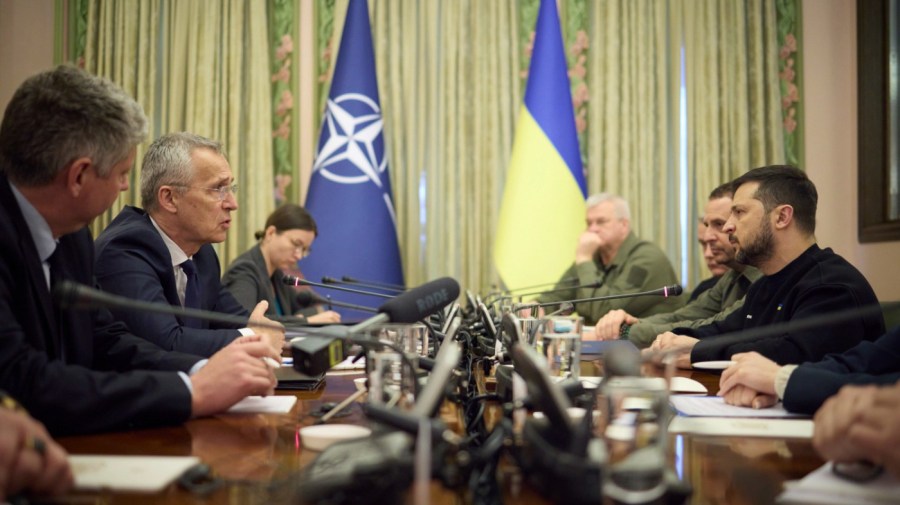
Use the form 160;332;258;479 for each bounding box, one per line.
223;204;340;323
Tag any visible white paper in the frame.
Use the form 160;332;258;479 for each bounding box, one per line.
668;416;813;438
71;455;199;492
331;355;366;370
568;376;707;394
227;395;297;414
669;395;807;418
669;376;708;394
778;462;900;504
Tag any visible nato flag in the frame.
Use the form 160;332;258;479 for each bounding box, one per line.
302;0;405;319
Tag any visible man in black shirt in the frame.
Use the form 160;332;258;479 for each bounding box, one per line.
646;166;883;368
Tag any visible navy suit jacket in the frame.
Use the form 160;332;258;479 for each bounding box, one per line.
784;325;900;414
94;206;248;357
0;175;197;436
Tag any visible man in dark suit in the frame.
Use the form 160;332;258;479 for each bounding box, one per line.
95;133;284;357
0;65;279;436
719;325;900;413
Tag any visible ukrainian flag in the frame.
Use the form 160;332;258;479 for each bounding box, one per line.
494;0;587;292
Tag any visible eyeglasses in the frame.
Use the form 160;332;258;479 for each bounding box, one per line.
174;183;238;201
290;238;311;258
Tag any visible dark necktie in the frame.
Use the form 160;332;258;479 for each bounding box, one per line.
46;247;67;361
180;259;202;328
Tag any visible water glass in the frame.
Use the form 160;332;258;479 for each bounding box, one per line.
365;324;420;409
597;376;669;504
538;316;584;379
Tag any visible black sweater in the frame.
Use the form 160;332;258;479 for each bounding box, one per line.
677;245;885;365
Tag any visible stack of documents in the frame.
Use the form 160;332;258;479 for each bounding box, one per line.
668;396;813;438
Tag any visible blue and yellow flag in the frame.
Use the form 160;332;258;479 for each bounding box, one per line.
493;0;587;291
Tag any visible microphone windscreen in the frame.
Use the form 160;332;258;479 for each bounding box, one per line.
377;277;460;323
295;290;314;305
603;343;642;377
665;284;684;297
281;274;301;286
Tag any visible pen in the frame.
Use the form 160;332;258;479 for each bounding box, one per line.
262;357;281;369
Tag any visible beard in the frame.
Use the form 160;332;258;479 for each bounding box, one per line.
735;219;774;267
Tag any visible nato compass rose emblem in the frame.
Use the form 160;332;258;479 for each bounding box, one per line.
313;92;397;223
314;93;387;187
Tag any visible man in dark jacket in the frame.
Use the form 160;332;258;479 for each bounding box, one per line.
647;166;883;368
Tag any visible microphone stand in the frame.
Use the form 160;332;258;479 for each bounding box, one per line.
323;295;378;313
342;275;407;291
284;277;394;299
55;281;423;395
323;276;405;293
482;277;579;306
514;285;683;318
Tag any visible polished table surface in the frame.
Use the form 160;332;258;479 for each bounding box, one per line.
54;362;824;505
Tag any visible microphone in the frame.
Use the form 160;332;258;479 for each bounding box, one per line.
342;275;406;291
53;281;286;330
295;290;377;314
641;301;887;364
282;275;393;299
290;277;461;375
485;276;579;299
54;278;460;379
512;280;603;299
323;276;405;293
517;284;683;312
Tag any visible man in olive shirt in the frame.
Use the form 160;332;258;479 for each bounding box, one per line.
592;184;762;347
536;193;683;326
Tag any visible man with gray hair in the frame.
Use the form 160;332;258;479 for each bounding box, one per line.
591;183;762;347
95;132;284;357
0;65;279;436
536;193;683;325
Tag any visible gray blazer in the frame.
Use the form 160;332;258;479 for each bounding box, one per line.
222;244;316;319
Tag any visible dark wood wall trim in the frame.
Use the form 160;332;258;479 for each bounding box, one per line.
858;0;900;242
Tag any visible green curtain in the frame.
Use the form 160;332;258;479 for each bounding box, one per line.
68;0;275;267
58;0;799;292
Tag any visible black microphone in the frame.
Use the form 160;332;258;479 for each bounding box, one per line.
603;342;642;377
323;276;405;293
342;275;406;291
53;281;288;330
282;275;393;299
518;284;683;311
290;277;461;375
485;276;578;298
511;279;603;299
53;279;458;378
642;301;887;364
295;290;377;313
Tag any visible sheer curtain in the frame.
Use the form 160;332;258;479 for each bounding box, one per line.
72;0;787;291
306;0;786;292
80;0;273;266
315;0;520;290
584;0;683;273
680;0;785;283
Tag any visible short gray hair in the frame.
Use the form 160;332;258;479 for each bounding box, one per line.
586;192;631;221
0;65;147;185
140;132;226;212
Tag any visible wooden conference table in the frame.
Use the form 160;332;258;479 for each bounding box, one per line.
55;361;824;505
